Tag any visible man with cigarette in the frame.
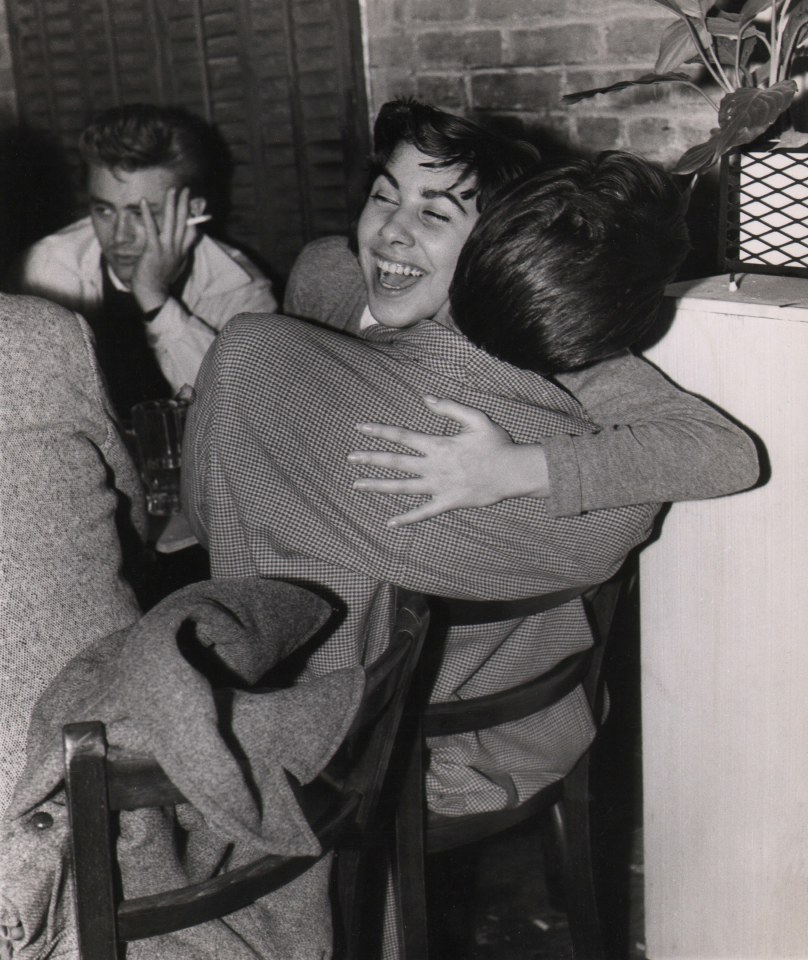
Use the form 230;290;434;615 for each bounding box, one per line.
16;103;277;418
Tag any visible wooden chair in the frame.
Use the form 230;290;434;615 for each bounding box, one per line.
393;569;633;960
63;587;430;960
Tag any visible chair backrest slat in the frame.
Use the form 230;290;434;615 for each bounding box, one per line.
421;649;592;736
116;802;363;940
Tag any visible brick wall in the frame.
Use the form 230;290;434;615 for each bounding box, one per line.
362;0;716;171
0;0;714;169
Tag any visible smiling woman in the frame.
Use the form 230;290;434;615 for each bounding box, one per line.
357;143;480;328
285;98;540;337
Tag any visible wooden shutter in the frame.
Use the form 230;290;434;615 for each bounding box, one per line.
5;0;370;279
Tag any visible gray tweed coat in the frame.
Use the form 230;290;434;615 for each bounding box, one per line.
2;578;354;960
0;294;144;815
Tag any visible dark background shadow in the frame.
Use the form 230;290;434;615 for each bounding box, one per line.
0;120;76;276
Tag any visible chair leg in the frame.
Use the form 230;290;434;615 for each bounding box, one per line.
393;722;429;960
63;722;121;960
550;755;606;960
333;844;364;959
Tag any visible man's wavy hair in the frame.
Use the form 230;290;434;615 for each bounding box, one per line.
78;103;216;199
450;151;691;375
367;98;542;213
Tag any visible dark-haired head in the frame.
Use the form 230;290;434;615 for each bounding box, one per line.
79;103;218;199
368;98;541;213
355;99;542;329
450;151;691;375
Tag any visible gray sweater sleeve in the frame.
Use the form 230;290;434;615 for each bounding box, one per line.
284;236;366;333
285;244;759;519
545;352;760;517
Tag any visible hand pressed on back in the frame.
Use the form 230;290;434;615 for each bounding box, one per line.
349;395;550;527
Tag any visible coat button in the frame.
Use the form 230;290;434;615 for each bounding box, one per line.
29;811;54;830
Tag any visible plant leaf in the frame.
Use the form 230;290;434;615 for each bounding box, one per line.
672;136;725;175
677;0;708;16
777;0;808;70
716;82;797;150
739;0;782;23
672;81;799;175
649;0;698;21
713;34;759;68
656;20;701;72
562;72;694;104
717;81;797;126
654;0;685;17
706;12;742;37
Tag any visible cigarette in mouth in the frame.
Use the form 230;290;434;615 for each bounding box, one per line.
186;214;212;226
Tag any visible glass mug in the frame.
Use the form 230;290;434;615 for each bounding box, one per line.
131;398;190;516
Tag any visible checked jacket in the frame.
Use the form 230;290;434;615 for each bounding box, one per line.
183;312;657;816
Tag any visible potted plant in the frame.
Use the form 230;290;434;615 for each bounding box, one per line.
564;0;808;277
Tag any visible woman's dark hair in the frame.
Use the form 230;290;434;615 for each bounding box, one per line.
368;98;542;212
78;103;219;199
450;151;691;374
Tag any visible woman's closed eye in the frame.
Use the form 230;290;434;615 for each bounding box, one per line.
423;208;451;224
370;190;398;206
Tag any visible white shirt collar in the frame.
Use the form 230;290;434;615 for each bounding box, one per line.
105;265;131;292
359;305;377;331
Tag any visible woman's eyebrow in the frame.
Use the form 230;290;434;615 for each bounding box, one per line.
377;168;399;189
420;187;469;214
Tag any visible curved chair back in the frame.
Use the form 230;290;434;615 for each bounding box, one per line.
394;568;635;959
63;587;430;960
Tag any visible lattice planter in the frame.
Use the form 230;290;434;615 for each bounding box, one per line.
719;148;808;279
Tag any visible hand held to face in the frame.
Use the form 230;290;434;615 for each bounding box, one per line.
348;396;550;526
130;187;203;313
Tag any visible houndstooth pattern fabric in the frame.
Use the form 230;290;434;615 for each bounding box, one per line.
183;313;657;816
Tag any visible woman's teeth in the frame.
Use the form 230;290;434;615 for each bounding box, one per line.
376;257;424;290
377;258;424;278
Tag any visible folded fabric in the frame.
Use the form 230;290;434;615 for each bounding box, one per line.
3;577;363;960
10;577;365;857
0;795;76;960
0;796;334;960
